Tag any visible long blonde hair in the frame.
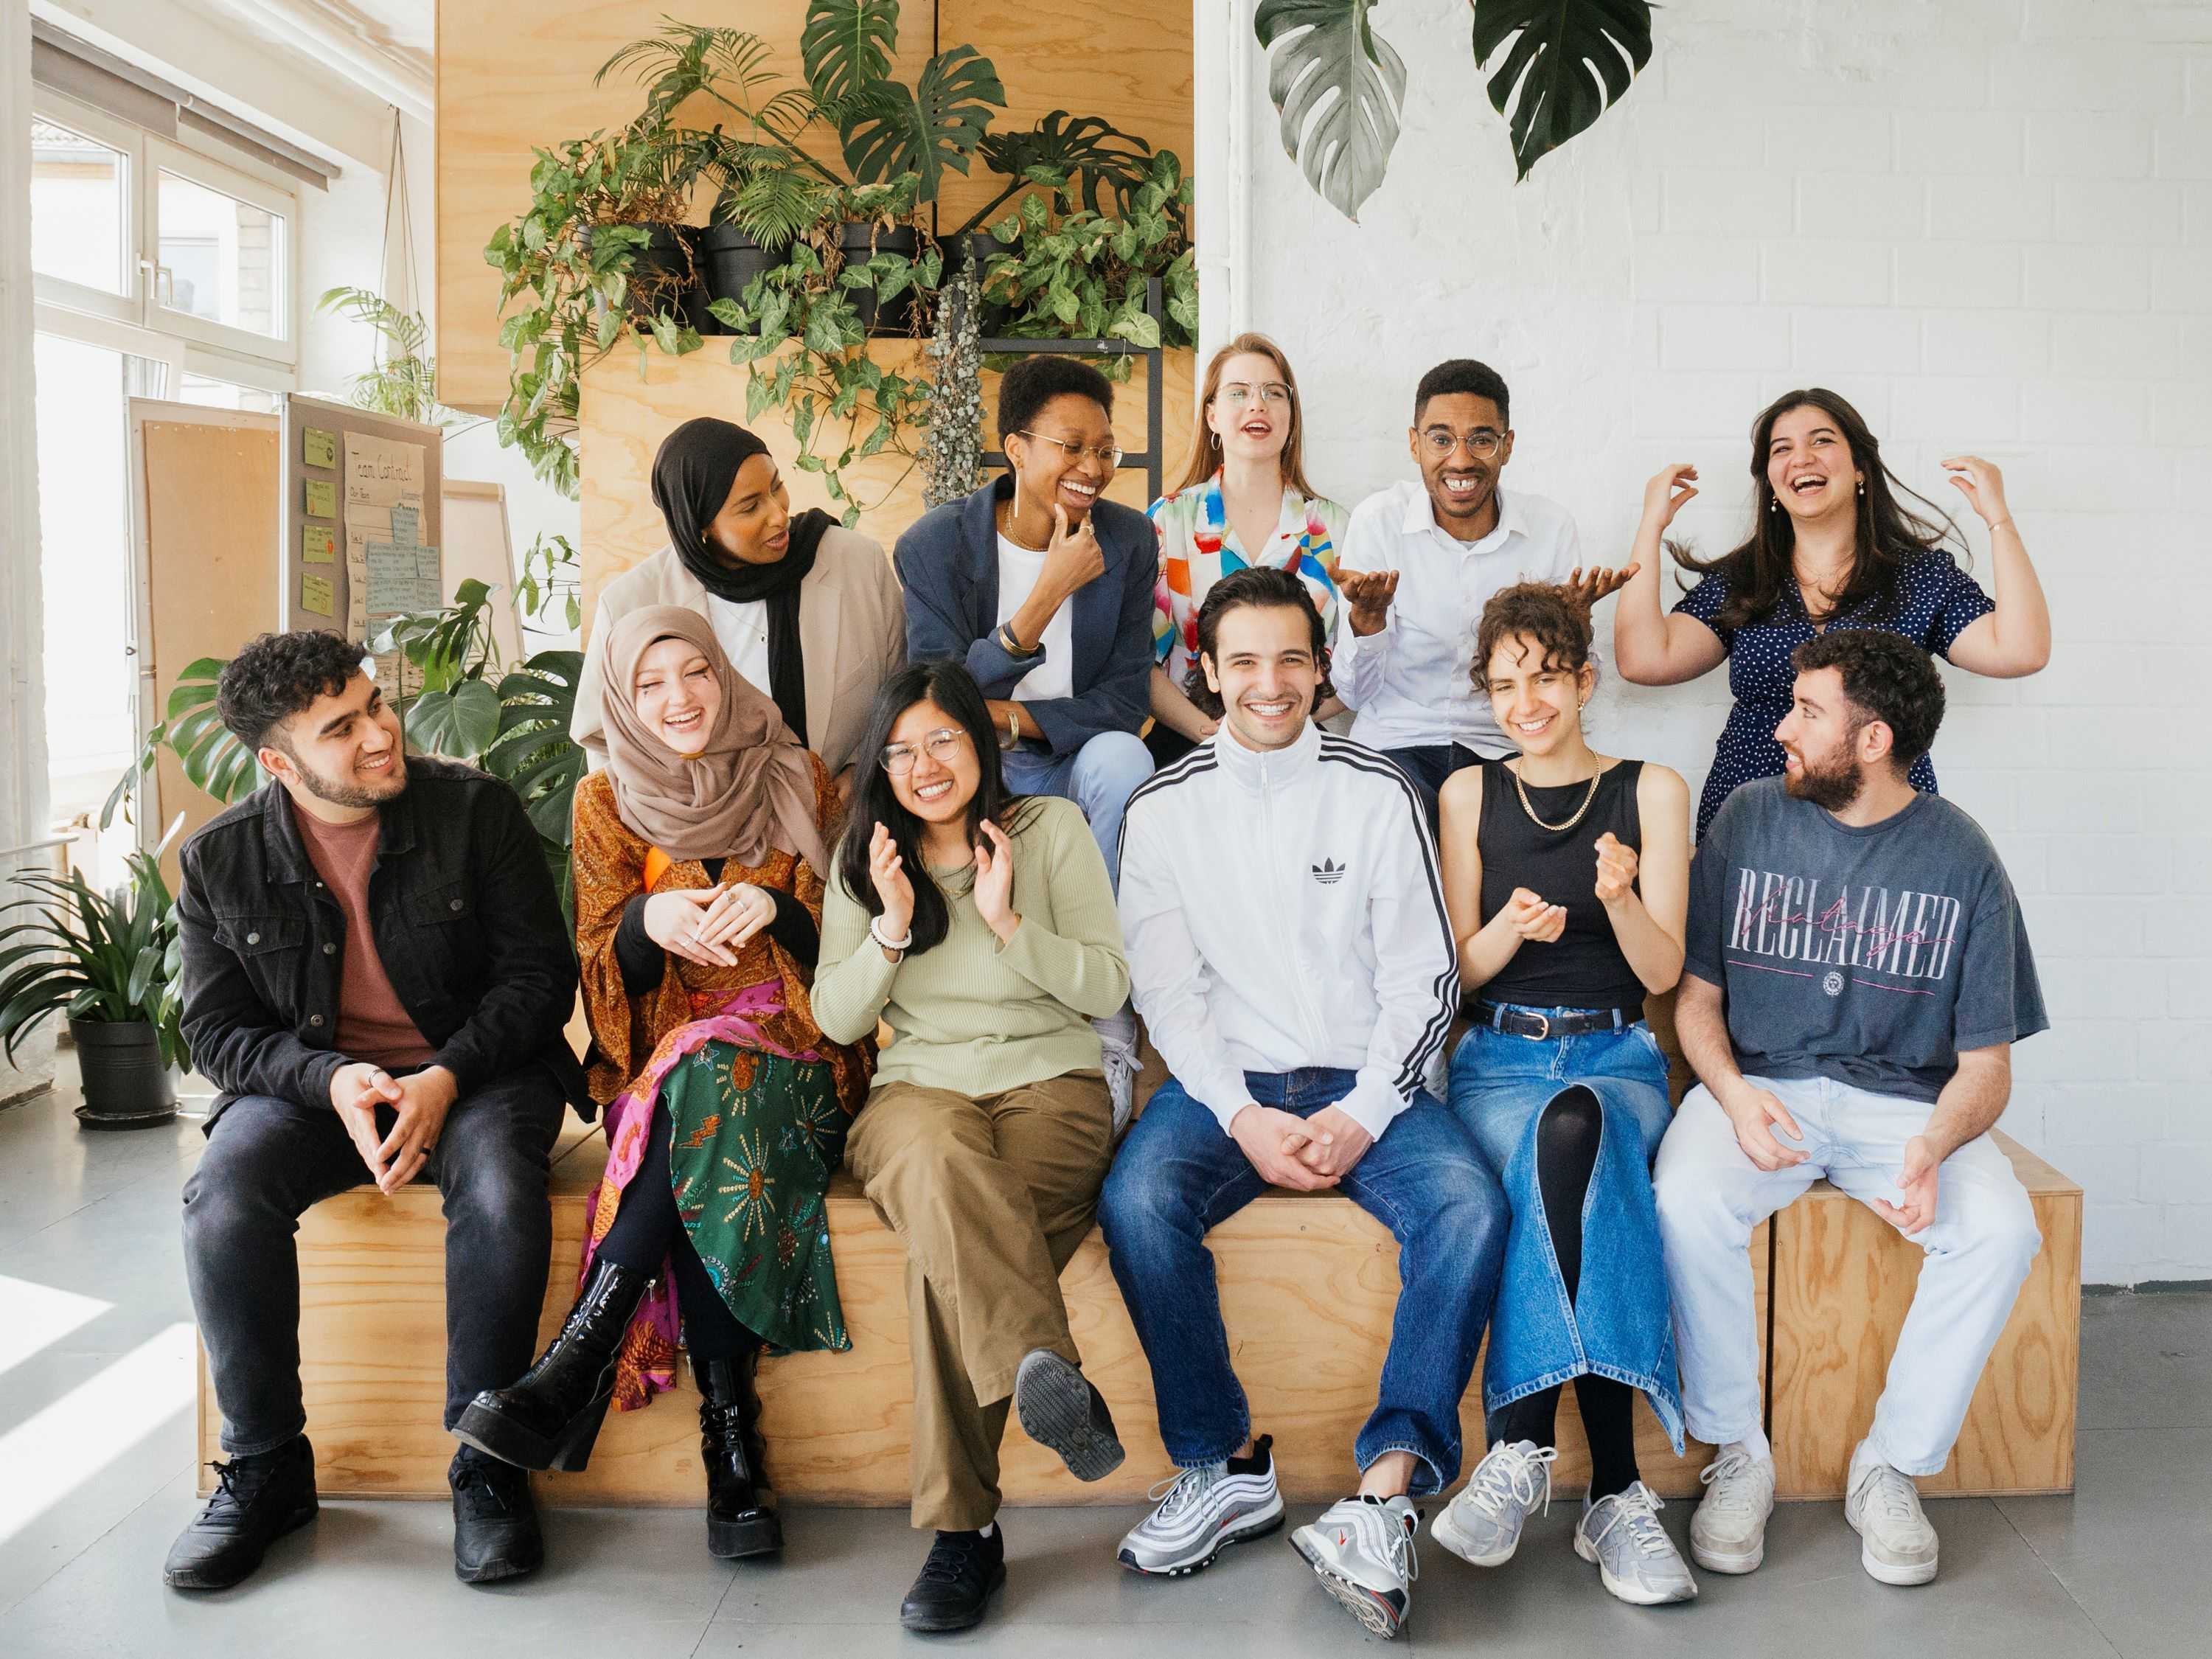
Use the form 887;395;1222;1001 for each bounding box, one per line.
1172;332;1318;498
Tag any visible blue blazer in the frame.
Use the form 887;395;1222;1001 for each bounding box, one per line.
894;476;1156;757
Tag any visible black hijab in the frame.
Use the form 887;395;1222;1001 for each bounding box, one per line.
650;417;835;745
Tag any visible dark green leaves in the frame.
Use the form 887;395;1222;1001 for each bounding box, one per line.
1470;0;1652;180
976;111;1154;218
840;47;1004;201
1255;0;1408;223
800;0;901;115
0;838;188;1068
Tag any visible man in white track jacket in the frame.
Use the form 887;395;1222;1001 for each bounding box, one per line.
1098;567;1507;1641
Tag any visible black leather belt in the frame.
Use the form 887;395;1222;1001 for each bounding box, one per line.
1472;1001;1644;1040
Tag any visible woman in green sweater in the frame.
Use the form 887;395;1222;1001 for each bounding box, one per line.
814;659;1132;1635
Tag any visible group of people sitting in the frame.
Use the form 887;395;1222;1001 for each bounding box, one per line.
162;338;2053;1641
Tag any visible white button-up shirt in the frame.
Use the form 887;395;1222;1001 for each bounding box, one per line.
1332;479;1593;755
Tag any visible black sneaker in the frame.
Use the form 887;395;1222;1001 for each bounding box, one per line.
899;1525;1006;1633
451;1446;544;1584
162;1435;319;1591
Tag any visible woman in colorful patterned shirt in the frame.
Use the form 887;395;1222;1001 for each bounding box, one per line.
1147;332;1350;765
456;607;869;1563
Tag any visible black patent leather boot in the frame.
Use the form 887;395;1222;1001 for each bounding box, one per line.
698;1352;782;1558
453;1258;649;1472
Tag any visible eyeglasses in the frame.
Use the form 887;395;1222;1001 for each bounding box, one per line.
1216;382;1293;411
879;728;972;776
1420;428;1506;460
1015;431;1123;470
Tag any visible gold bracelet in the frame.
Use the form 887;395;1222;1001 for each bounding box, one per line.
1004;708;1020;749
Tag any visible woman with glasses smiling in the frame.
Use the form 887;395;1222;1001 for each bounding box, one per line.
813;660;1133;1635
1146;332;1351;765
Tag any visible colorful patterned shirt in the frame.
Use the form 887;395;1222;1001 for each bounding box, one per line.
1150;473;1350;688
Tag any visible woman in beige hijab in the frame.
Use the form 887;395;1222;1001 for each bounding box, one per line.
456;607;870;1563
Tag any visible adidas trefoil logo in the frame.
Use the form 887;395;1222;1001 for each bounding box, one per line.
1311;858;1346;886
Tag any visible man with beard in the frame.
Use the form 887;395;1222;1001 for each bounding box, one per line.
1332;358;1632;827
1653;629;2046;1590
166;631;586;1592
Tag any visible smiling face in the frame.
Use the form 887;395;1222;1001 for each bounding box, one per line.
1411;390;1514;533
1775;664;1882;810
1007;392;1115;525
703;453;793;567
1206;349;1295;473
261;672;406;812
1764;403;1865;527
630;635;723;757
1203;600;1321;752
885;698;981;832
1483;632;1593;759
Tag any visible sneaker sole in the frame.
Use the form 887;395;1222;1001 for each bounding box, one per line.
452;1404;560;1474
899;1562;1006;1633
1430;1502;1519;1568
1573;1529;1698;1605
162;1499;319;1591
1118;1499;1284;1576
1289;1530;1405;1640
454;1542;544;1585
1847;1514;1938;1586
1014;1352;1125;1484
1689;1537;1764;1574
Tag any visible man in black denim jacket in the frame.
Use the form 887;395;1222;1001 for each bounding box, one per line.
164;631;586;1595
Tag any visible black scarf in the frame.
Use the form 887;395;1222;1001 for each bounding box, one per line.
650;417;834;746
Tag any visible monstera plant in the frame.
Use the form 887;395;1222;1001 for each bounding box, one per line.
1256;0;1654;221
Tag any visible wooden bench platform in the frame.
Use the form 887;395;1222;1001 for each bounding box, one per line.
196;1124;2073;1507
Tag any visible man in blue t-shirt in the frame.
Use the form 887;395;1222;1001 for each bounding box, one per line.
1653;630;2047;1591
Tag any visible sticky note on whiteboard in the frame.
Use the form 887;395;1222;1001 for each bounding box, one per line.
300;574;335;616
302;524;335;562
305;478;337;518
302;428;337;468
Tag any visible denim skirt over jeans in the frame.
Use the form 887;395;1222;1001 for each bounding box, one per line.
1447;1010;1684;1451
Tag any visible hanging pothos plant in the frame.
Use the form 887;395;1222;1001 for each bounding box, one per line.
1255;0;1654;221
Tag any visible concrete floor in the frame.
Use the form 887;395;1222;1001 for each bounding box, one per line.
1;1071;2206;1657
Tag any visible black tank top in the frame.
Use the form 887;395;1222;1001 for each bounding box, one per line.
1475;757;1647;1012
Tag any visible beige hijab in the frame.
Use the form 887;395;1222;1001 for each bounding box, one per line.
600;605;828;874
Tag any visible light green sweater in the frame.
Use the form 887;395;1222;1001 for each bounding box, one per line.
814;796;1131;1098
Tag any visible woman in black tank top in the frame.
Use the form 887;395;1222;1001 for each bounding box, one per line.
1433;583;1697;1604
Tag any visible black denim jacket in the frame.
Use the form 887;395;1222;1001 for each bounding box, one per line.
176;757;590;1126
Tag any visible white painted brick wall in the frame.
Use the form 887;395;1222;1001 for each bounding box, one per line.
1220;0;2212;1282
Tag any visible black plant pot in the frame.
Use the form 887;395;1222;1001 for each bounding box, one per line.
700;224;790;330
586;223;709;336
69;1018;177;1129
839;222;922;337
936;231;1018;340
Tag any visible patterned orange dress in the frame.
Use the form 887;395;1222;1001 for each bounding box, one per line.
571;757;870;1410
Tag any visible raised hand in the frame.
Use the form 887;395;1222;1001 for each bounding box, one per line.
1041;503;1106;599
1338;568;1400;637
1941;455;2011;527
1641;462;1699;530
972;818;1020;942
867;821;916;943
1503;886;1567;944
1565;563;1640;609
1593;832;1640;905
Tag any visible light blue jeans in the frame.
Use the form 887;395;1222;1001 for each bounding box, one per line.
1001;730;1152;886
1447;1010;1685;1452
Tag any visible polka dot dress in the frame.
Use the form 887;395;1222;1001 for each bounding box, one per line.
1672;551;1994;838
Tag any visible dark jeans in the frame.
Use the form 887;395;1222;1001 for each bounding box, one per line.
594;1102;760;1362
183;1068;566;1455
1099;1068;1508;1496
1379;743;1484;833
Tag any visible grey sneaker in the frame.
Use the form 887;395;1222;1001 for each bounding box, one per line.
1093;1007;1141;1135
1690;1444;1775;1574
1431;1439;1557;1568
1845;1441;1939;1586
1116;1437;1284;1575
1290;1494;1420;1639
1574;1483;1699;1606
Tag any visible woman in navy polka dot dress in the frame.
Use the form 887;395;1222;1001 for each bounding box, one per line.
1613;388;2052;838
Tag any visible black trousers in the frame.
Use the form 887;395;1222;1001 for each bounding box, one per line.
183;1068;566;1455
1379;742;1485;835
594;1102;760;1362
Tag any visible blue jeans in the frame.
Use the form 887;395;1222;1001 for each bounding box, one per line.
1099;1068;1507;1495
1001;730;1152;886
1447;1012;1684;1450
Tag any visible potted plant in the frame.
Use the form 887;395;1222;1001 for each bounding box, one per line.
0;832;189;1128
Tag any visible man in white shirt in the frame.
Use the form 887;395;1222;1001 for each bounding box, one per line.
1099;567;1507;1640
1333;359;1633;826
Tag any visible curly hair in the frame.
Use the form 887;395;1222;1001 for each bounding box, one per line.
1182;566;1334;717
1791;628;1946;769
998;355;1113;452
1474;582;1593;687
217;630;369;752
1415;358;1511;427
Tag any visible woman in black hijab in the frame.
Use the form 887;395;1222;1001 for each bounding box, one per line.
573;417;908;790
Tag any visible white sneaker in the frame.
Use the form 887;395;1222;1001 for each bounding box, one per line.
1845;1441;1939;1586
1574;1484;1699;1605
1690;1443;1775;1574
1093;1006;1141;1135
1290;1494;1419;1640
1116;1438;1284;1575
1431;1440;1557;1568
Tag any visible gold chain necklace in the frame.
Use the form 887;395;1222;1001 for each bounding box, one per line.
1513;764;1603;833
